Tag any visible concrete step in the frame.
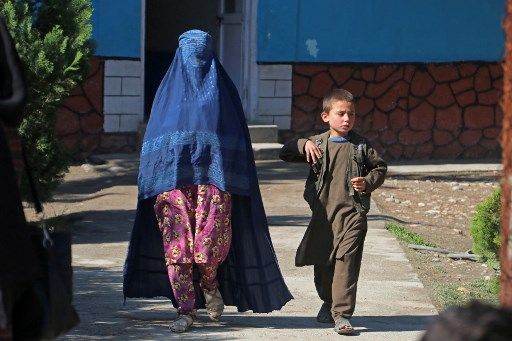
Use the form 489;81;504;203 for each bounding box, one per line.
252;142;283;160
248;124;278;143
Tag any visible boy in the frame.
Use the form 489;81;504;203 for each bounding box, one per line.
279;88;387;335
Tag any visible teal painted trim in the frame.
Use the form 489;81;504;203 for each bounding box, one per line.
92;0;141;58
258;0;505;63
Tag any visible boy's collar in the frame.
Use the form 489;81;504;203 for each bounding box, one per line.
327;130;352;139
328;135;351;143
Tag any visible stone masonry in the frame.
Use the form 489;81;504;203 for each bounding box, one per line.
289;63;503;160
53;57;139;157
54;57;104;157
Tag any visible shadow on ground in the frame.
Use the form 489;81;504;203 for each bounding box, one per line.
65;265;434;339
256;161;310;184
52;158;139;203
58;209;136;244
267;214;310;226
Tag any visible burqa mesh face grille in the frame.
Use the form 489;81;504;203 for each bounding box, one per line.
179;30;214;67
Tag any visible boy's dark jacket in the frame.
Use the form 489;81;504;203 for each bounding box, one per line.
279;130;387;266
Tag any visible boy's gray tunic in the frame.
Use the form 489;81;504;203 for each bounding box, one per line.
280;131;387;266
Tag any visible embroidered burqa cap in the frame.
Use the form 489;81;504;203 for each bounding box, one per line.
124;30;293;313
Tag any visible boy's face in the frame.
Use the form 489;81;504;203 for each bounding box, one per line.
321;100;355;137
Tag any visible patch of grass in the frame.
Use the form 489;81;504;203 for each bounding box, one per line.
486;258;501;271
435;276;500;309
385;222;435;247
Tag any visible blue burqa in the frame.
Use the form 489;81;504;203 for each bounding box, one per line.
123;30;293;313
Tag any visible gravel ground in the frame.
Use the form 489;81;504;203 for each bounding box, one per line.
371;170;501;309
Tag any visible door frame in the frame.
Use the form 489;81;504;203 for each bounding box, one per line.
141;0;258;122
243;0;259;122
140;0;146;119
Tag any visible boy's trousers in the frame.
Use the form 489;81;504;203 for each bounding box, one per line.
314;227;367;319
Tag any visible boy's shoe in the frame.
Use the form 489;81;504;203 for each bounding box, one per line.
334;316;354;335
203;288;224;321
316;302;334;323
170;312;195;333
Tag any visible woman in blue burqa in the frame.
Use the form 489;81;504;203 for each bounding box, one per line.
123;30;292;333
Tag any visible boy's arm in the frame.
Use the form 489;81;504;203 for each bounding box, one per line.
363;146;387;193
279;138;309;162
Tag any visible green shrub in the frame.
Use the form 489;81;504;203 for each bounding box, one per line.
1;0;93;200
469;187;501;263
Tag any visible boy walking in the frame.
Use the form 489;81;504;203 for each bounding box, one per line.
280;88;387;335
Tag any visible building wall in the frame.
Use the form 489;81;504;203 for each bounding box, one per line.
91;0;141;58
284;62;503;160
53;0;144;156
54;57;141;156
56;57;142;156
55;1;507;158
54;57;105;157
103;60;143;133
92;0;143;151
257;65;292;128
256;1;505;158
258;0;505;63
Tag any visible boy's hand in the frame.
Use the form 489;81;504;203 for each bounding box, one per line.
304;140;322;164
351;177;367;192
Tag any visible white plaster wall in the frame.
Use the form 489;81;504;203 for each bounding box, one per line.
103;60;143;132
257;64;292;129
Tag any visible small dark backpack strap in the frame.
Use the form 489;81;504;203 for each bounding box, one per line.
353;139;368;177
310;138;324;174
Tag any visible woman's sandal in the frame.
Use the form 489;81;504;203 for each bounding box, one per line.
170;313;195;333
334;317;354;335
203;288;224;321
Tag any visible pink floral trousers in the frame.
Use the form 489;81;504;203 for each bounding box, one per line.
154;184;232;314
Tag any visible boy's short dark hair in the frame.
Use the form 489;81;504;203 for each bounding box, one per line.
322;88;355;113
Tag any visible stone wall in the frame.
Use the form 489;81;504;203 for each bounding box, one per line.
7;56;138;177
54;57;138;157
54;57;104;157
289;63;503;160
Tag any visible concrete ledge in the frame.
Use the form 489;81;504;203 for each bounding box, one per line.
248;125;278;143
252;142;283;160
388;160;502;174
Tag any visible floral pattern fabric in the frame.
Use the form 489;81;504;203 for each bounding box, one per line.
154;184;232;314
167;263;218;314
154;184;232;265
